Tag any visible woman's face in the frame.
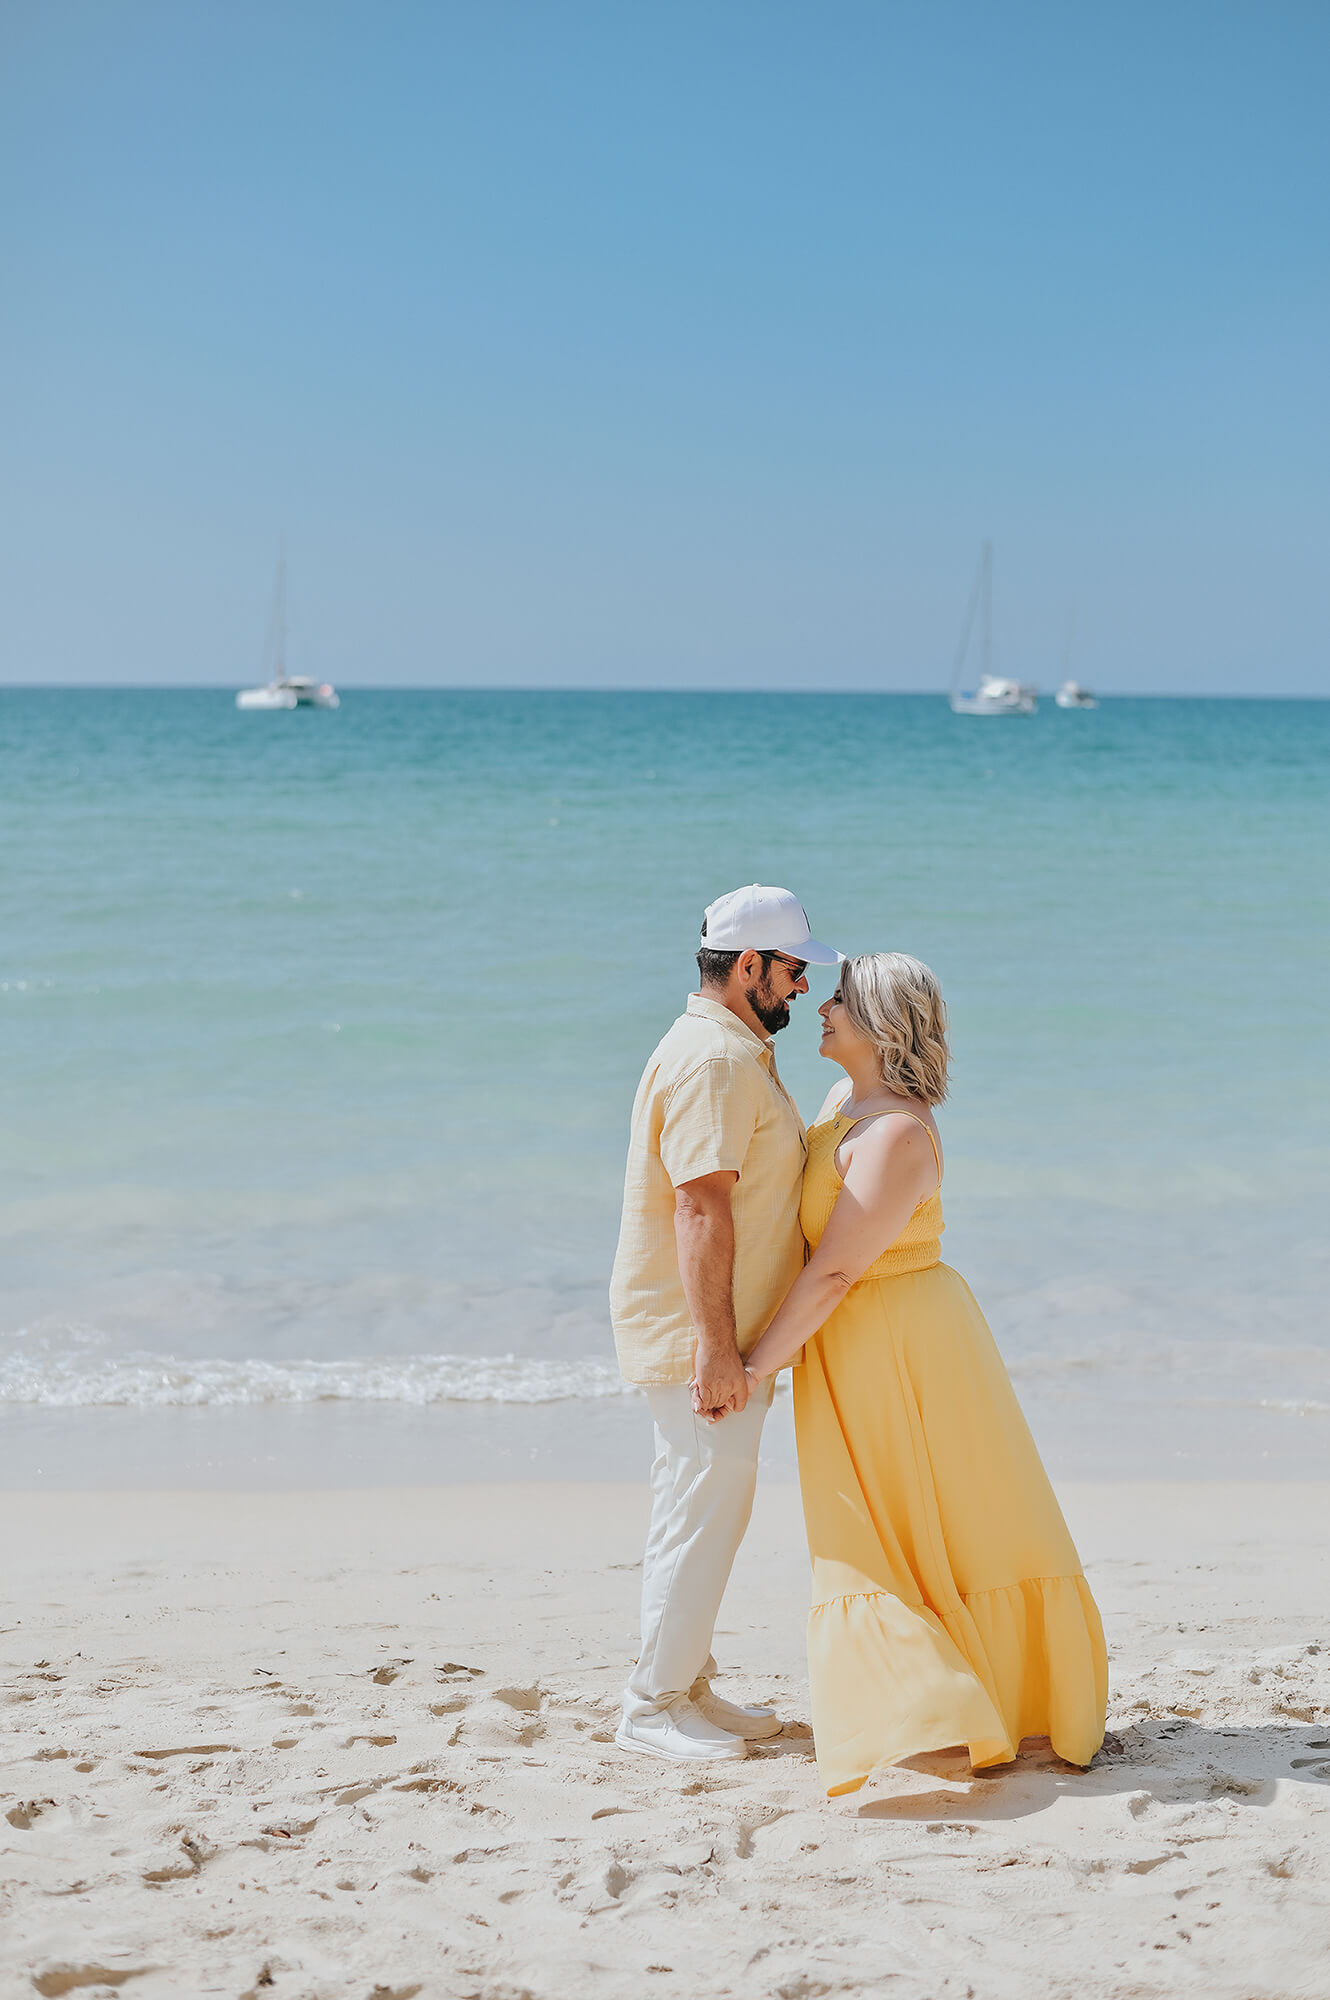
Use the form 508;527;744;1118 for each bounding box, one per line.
818;983;872;1066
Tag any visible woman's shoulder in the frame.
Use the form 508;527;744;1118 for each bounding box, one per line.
850;1099;935;1141
839;1098;942;1177
812;1077;853;1125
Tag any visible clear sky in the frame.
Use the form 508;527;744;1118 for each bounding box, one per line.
2;1;1326;693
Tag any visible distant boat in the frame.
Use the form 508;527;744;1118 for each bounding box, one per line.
1053;611;1097;707
948;543;1037;715
236;546;340;711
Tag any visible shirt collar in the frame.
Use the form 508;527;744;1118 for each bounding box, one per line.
685;991;776;1059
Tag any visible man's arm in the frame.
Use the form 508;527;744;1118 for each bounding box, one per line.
673;1169;749;1415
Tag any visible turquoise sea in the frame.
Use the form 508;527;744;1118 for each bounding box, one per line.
2;689;1327;1482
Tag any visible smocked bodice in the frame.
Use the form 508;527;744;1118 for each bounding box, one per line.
799;1109;944;1279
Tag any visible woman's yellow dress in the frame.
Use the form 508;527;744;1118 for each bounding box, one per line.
793;1107;1108;1796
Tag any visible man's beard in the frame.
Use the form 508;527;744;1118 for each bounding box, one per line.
745;976;791;1034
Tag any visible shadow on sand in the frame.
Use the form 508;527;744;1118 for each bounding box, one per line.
855;1720;1330;1822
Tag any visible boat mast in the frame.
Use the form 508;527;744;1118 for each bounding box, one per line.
273;538;286;682
260;540;288;686
949;541;990;697
981;540;992;683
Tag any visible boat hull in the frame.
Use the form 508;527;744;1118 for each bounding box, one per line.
236;681;339;711
237;686;297;710
949;692;1037;715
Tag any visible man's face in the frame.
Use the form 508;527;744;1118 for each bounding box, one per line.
744;953;810;1034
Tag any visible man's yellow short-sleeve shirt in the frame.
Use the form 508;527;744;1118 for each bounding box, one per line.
609;993;807;1385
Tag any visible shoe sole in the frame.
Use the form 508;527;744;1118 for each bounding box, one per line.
613;1727;747;1764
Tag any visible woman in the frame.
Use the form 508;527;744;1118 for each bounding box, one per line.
741;953;1107;1797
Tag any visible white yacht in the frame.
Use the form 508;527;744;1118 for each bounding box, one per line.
953;673;1038;716
1055;679;1098;709
947;543;1037;715
237;675;340;710
236;548;340;710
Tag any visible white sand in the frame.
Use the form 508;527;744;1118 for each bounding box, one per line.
3;1480;1328;2000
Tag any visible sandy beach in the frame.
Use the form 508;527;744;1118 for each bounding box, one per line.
3;1479;1328;2000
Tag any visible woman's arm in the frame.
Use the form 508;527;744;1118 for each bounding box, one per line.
743;1117;936;1381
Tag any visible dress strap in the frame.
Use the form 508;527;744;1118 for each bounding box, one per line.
837;1108;942;1195
892;1112;943;1194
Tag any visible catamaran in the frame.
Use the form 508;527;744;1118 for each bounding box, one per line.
948;543;1037;715
236;547;340;711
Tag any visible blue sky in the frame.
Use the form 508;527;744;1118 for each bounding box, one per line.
2;2;1326;692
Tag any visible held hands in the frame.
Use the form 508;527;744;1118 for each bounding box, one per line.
690;1358;763;1425
689;1341;750;1424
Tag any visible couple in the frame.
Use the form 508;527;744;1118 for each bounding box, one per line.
609;884;1107;1797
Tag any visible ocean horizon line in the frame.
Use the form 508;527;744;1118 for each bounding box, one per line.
1;683;1326;701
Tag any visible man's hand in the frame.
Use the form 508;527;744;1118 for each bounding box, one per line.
690;1340;750;1421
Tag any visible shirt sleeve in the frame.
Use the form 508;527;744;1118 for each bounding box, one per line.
658;1057;761;1188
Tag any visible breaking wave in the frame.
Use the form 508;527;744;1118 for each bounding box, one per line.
0;1351;639;1409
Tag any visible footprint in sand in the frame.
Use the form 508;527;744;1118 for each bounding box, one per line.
491;1686;542;1712
32;1967;154;1997
141;1833;215;1884
460;1688;546;1750
392;1773;466;1796
429;1695;469;1716
370;1658;414;1685
6;1799;57;1830
324;1778;392;1806
429;1670;487;1718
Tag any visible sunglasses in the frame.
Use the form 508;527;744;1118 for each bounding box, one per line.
765;953;809;981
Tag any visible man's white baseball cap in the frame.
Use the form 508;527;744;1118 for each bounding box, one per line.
700;884;843;965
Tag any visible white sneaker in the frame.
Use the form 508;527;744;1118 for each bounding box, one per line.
615;1695;747;1763
691;1677;783;1740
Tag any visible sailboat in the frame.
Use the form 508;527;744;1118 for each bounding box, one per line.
236;546;340;711
1054;610;1097;708
948;543;1037;715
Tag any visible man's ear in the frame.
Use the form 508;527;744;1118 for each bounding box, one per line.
734;948;763;985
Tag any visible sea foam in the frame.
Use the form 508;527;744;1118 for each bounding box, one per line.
0;1351;638;1408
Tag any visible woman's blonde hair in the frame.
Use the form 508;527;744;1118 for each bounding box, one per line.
839;952;950;1104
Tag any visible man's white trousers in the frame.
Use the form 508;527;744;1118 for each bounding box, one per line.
623;1378;773;1721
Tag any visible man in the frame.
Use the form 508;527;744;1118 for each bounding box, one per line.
609;884;842;1763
